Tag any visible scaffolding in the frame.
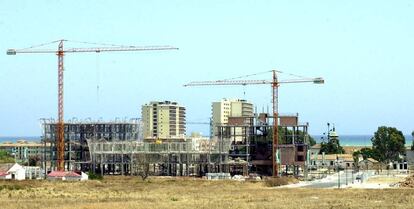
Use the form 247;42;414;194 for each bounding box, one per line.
40;118;141;173
87;138;232;176
216;114;310;176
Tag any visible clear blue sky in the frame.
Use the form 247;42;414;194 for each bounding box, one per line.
0;1;413;137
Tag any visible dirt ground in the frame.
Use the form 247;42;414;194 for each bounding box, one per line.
1;176;413;209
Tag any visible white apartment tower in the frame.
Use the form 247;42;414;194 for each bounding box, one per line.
142;101;186;139
211;98;254;136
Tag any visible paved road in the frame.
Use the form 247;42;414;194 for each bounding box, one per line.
303;170;358;188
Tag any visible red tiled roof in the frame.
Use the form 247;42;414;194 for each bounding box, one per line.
0;171;8;176
0;163;13;173
47;171;81;177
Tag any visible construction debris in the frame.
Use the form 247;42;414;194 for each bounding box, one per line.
399;175;414;188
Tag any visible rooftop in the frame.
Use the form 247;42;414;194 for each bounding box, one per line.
47;171;81;177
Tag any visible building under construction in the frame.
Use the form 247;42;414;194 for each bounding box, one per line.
41;118;234;177
87;137;233;176
40;118;141;173
216;113;310;176
41;113;310;177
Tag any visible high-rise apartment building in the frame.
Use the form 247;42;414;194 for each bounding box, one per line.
211;98;253;136
142;101;186;139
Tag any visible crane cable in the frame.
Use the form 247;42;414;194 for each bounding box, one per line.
219;69;313;81
221;70;273;81
65;39;134;48
276;70;314;80
18;40;62;50
18;39;137;51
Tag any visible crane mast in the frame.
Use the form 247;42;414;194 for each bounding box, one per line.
57;40;65;170
272;70;279;177
7;39;178;171
184;70;324;177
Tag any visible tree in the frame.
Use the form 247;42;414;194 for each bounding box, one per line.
268;127;313;145
319;140;345;154
371;126;405;163
352;147;375;162
359;147;375;159
411;131;414;151
308;136;316;147
28;156;40;166
0;151;14;163
319;133;344;154
135;154;150;181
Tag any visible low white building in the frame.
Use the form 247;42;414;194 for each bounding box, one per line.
310;154;355;170
24;166;43;179
0;163;26;180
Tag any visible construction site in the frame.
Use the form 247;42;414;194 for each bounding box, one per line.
38;113;313;179
6;40;324;179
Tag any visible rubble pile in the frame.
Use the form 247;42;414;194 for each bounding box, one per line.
399;175;414;188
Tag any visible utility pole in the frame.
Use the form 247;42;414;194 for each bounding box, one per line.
352;165;354;184
345;164;348;186
337;155;340;188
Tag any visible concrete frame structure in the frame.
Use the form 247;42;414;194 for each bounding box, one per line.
88;138;232;176
216;113;310;176
41;118;140;173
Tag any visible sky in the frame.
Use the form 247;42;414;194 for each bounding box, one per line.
0;1;413;137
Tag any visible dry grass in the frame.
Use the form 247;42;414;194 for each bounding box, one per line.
367;176;407;184
0;176;413;209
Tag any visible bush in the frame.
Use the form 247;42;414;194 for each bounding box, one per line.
263;177;298;187
0;185;24;191
0;151;15;163
87;172;103;180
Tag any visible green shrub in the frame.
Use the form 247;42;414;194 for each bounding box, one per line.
87;172;103;180
0;185;24;191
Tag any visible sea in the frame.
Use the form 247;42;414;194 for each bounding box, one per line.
0;136;41;143
312;135;413;147
0;135;413;147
